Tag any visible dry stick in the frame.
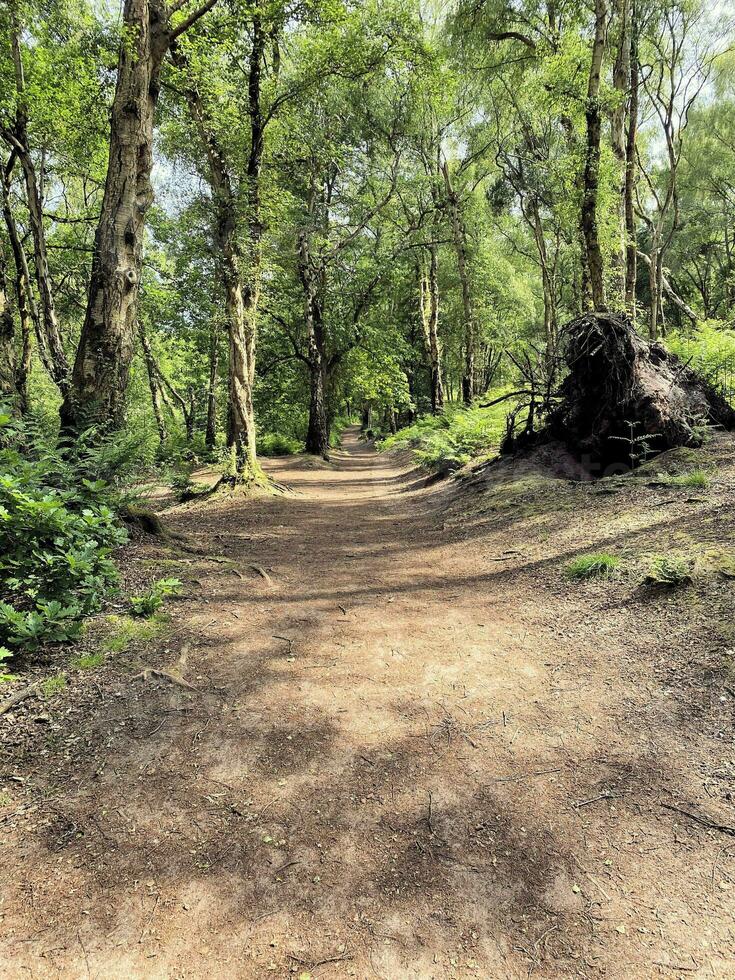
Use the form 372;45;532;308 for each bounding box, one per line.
249;564;272;585
288;952;353;969
662;803;735;837
571;853;611;901
493;768;561;783
573;791;618;808
0;681;40;716
131;668;199;692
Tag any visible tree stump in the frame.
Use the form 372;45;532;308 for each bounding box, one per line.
547;312;735;471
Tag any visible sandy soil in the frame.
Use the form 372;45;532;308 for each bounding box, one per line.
1;426;734;978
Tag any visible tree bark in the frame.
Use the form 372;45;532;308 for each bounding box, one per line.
205;314;219;448
59;0;173;429
528;198;558;353
0;252;16;405
306;358;330;458
441;160;476;404
174;16;264;477
418;247;444;414
648;237;659;340
624;0;639;315
298;231;330;458
611;0;631;302
581;0;608;312
638;251;697;324
0;24;71;401
137;322;167;445
1;166;36;411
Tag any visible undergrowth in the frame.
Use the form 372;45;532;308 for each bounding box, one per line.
645;554;693;586
566;553;620;579
378;398;517;474
665;469;709;488
0;408;137;663
259;432;302;456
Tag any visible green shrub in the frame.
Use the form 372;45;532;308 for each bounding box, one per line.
259;432;302;456
667;322;735;403
566;553;620;579
0;646;16;683
0;410;128;652
379;398;517;473
130;577;181;617
645;554;693;586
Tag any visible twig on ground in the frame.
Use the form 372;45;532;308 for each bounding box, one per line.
249;564;272;585
287;952;353;969
131;668;199;692
662;803;735;837
494;768;561;783
573;790;618;808
0;681;40;716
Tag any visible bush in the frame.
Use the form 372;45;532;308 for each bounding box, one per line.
0;646;16;683
130;577;181;617
667;322;735;403
259;432;302;456
566;553;620;580
379;399;516;473
0;409;128;653
645;554;693;586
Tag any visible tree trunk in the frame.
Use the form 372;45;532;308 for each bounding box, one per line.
1;157;48;398
581;0;608;312
0;252;16;405
298;228;331;459
441;160;475;404
529;199;558;353
638;251;697;324
60;0;171;430
174;17;264;478
306;358;330;458
649;238;659;340
1;26;71;400
205;314;219;449
418;247;444;414
610;0;630;302
624;1;639;315
224;265;257;470
137;322;167;445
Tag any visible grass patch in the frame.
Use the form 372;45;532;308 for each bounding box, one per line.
41;674;67;698
72;652;105;670
99;613;168;655
666;469;709;488
566;553;620;580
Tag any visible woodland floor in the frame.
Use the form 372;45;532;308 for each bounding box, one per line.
2;425;735;979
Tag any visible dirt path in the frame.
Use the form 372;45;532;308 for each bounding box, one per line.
2;426;735;978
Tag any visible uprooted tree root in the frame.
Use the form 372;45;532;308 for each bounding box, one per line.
540;312;735;470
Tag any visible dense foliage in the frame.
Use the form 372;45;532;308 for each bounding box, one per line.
0;411;128;652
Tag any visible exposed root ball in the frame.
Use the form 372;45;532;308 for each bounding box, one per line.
548;313;735;468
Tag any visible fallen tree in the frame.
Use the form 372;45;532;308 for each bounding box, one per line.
505;312;735;471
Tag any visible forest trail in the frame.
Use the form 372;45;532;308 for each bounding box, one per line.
2;426;735;978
